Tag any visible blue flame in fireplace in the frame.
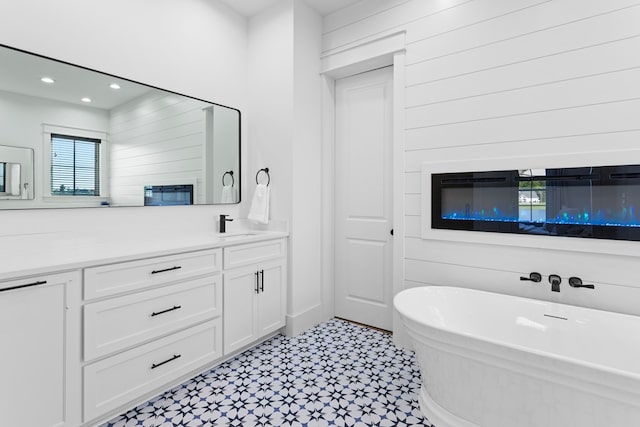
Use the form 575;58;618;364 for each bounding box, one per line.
442;206;640;227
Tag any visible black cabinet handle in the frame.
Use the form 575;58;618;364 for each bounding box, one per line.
260;270;265;292
568;276;595;289
151;266;182;275
151;354;181;370
520;272;542;283
255;271;260;294
151;305;182;317
0;280;47;293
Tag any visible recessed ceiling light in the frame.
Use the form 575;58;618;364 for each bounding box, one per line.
109;83;121;90
41;77;55;84
81;97;92;103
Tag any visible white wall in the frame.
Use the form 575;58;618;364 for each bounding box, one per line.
0;0;246;108
323;0;640;318
291;0;323;333
246;0;323;335
246;1;294;223
0;0;248;236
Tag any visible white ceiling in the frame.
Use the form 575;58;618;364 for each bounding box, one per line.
218;0;360;17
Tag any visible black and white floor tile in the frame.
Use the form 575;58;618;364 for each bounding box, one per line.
101;319;433;427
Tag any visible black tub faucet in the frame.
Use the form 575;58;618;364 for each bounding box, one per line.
520;272;542;283
569;276;595;289
549;274;561;292
219;214;233;233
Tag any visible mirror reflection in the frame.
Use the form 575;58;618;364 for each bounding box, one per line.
0;145;33;200
0;44;240;209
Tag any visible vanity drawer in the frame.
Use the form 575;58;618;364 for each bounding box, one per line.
84;275;221;361
83;318;222;422
223;239;285;269
84;248;221;300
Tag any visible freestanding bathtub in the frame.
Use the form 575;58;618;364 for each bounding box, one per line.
394;286;640;427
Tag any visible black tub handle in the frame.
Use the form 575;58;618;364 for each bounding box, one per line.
520;272;542;283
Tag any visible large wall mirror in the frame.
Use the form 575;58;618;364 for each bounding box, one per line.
0;44;240;209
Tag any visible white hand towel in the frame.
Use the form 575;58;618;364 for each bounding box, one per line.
248;184;270;224
220;185;237;203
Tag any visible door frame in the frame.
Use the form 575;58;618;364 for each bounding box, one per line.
320;33;406;342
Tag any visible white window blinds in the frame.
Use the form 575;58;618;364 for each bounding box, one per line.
51;134;100;196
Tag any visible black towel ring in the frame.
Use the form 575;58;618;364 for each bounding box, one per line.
222;171;234;187
256;168;270;186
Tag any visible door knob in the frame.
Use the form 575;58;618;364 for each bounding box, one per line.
390;229;394;236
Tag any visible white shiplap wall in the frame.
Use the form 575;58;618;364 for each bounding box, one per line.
109;91;209;206
323;0;640;316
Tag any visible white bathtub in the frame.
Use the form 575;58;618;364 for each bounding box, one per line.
394;286;640;427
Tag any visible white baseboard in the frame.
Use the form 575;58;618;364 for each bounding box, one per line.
285;303;323;337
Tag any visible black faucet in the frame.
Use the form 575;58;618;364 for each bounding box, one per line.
219;214;233;233
520;272;542;283
549;274;561;292
569;276;595;289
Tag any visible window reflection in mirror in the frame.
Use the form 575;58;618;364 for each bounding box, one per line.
0;162;5;193
0;44;240;209
51;134;101;196
518;169;546;223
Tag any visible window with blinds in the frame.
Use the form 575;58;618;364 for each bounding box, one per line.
51;134;100;196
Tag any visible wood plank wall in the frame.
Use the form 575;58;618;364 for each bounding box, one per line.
109;91;208;206
323;0;640;315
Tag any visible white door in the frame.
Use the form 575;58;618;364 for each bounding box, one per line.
334;67;393;330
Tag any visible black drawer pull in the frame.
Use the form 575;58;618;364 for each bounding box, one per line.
151;305;182;317
0;280;47;293
151;266;182;275
260;270;265;292
151;354;181;370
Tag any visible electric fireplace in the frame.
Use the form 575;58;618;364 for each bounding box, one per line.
432;164;640;241
143;184;194;206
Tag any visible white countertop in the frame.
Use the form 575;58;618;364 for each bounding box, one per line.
0;230;289;281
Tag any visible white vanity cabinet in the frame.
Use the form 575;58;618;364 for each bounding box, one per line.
223;239;287;354
0;232;288;427
0;271;81;427
82;248;223;423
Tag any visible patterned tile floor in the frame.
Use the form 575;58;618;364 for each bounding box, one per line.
101;319;433;427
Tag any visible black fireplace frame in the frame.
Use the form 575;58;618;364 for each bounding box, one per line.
431;164;640;242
